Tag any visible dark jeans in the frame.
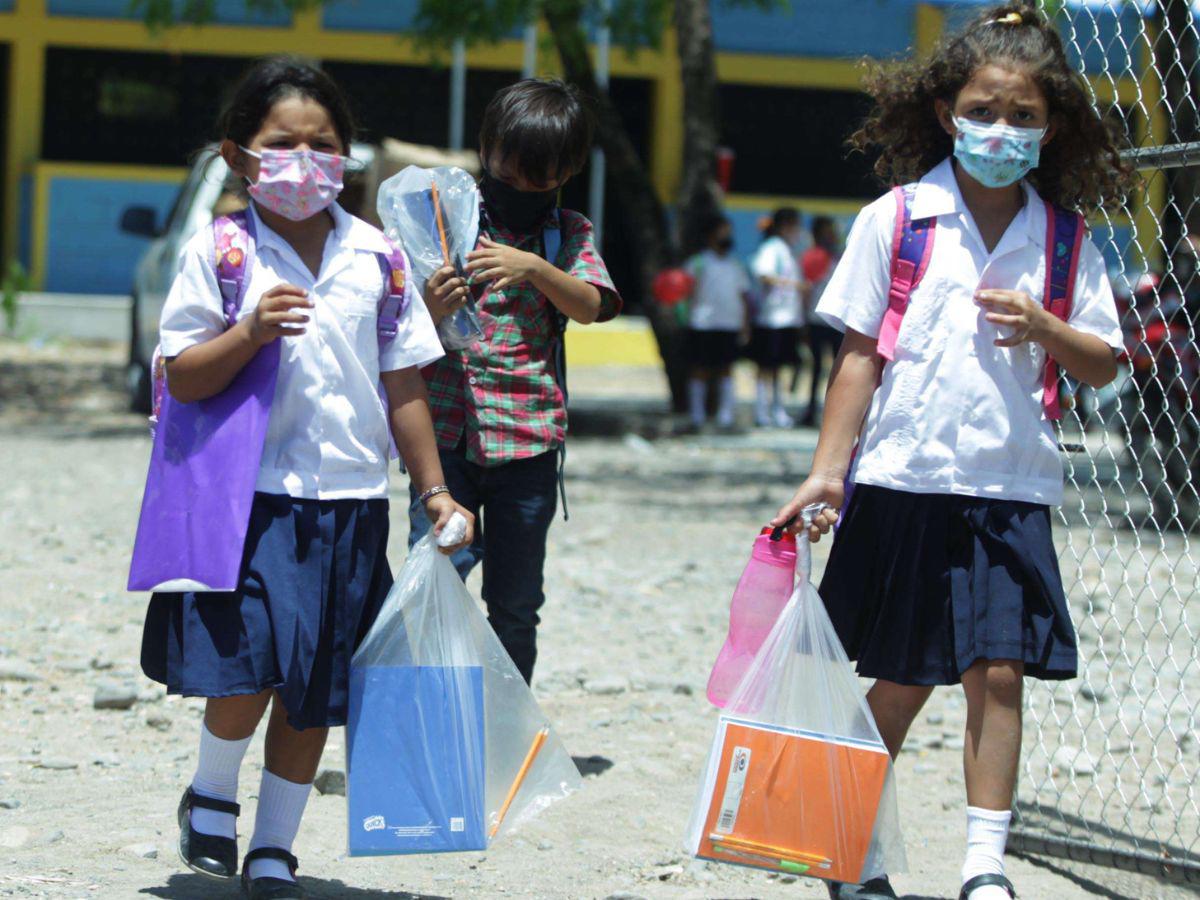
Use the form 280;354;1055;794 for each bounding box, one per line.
408;446;559;683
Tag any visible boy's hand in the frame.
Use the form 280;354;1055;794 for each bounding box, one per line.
976;290;1054;348
425;266;469;326
248;284;311;346
425;494;475;555
770;475;844;544
466;237;543;291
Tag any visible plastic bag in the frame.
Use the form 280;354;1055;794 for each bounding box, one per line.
346;533;581;855
376;165;482;349
685;514;906;884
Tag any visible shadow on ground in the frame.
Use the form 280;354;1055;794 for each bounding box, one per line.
140;872;449;899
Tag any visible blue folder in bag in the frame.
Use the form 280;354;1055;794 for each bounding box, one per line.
346;665;487;855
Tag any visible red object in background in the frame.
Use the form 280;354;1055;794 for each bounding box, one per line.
653;268;695;306
802;245;835;284
716;147;735;192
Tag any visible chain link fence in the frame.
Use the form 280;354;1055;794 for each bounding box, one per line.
960;0;1200;884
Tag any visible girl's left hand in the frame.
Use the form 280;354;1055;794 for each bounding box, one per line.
425;494;475;555
975;290;1052;347
466;237;543;291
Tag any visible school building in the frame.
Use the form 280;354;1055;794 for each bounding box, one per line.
1;0;1150;301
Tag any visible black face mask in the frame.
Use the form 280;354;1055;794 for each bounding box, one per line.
716;237;735;253
481;171;558;233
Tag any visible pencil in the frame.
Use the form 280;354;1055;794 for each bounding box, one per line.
430;181;452;267
709;832;832;868
489;726;550;839
712;842;812;874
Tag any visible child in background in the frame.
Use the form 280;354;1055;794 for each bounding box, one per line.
138;58;473;899
772;5;1131;899
416;79;621;684
800;215;844;426
750;208;806;428
683;215;753;432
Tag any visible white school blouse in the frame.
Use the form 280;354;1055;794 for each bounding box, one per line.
751;235;805;328
816;158;1122;507
159;203;444;501
686;250;752;332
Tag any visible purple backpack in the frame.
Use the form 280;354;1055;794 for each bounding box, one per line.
129;210;409;593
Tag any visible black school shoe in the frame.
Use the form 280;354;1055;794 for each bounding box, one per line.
177;787;240;879
242;847;305;899
827;876;899;899
959;873;1016;899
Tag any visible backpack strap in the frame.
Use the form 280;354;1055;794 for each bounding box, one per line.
212;209;256;327
879;184;936;361
543;210;570;521
1041;202;1085;420
376;240;409;346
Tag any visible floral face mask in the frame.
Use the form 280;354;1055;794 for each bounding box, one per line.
241;147;346;221
952;117;1046;188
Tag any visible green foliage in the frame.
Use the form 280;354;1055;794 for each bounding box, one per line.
2;260;29;335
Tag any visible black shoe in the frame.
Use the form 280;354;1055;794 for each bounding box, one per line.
959;873;1016;899
177;786;240;879
242;847;305;899
827;876;899;899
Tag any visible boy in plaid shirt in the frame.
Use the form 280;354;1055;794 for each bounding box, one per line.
410;79;621;683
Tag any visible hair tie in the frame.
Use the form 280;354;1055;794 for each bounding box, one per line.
990;12;1023;26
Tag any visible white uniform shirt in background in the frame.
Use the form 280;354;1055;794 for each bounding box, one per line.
751;235;805;328
816;157;1121;507
159;203;444;501
685;250;751;331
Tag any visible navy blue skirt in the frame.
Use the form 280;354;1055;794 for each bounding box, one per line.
141;492;392;730
819;484;1077;686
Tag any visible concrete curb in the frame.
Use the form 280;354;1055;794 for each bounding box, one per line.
14;293;130;342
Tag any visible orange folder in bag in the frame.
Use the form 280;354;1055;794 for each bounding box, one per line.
695;716;890;884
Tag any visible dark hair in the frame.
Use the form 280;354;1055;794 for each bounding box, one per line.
763;207;800;238
703;214;732;241
218;56;355;151
479;78;595;184
849;2;1134;214
811;215;836;240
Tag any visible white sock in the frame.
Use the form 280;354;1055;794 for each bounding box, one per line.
688;378;707;426
247;770;312;882
962;806;1012;899
189;724;251;839
717;377;737;427
755;379;770;421
770;375;782;407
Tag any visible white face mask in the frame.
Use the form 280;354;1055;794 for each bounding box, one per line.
951;117;1047;188
240;147;346;221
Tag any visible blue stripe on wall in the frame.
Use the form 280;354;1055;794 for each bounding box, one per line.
47;0;291;26
44;175;182;294
712;0;915;59
0;0;13;11
322;0;420;32
18;176;32;271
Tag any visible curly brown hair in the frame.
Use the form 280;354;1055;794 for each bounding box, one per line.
849;2;1135;214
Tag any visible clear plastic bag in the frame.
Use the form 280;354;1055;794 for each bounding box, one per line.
685;515;906;884
346;533;580;855
376;165;482;349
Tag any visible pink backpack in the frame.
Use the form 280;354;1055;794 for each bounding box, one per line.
149;209;409;432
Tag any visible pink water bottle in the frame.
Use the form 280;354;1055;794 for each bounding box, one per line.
706;527;798;707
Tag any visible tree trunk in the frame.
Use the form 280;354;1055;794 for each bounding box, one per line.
1157;0;1200;263
673;0;723;257
542;0;689;411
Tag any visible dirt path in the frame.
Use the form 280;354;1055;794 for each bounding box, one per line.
0;339;1188;899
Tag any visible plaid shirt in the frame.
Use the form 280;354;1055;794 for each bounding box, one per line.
422;206;621;467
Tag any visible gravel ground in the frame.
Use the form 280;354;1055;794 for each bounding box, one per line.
0;338;1193;899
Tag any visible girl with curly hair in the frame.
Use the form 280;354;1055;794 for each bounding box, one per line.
771;5;1132;899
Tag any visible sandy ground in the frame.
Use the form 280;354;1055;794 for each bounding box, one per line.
0;338;1193;899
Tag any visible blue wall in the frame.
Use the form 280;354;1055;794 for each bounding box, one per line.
713;0;915;59
322;0;420;32
43;175;181;294
47;0;291;26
